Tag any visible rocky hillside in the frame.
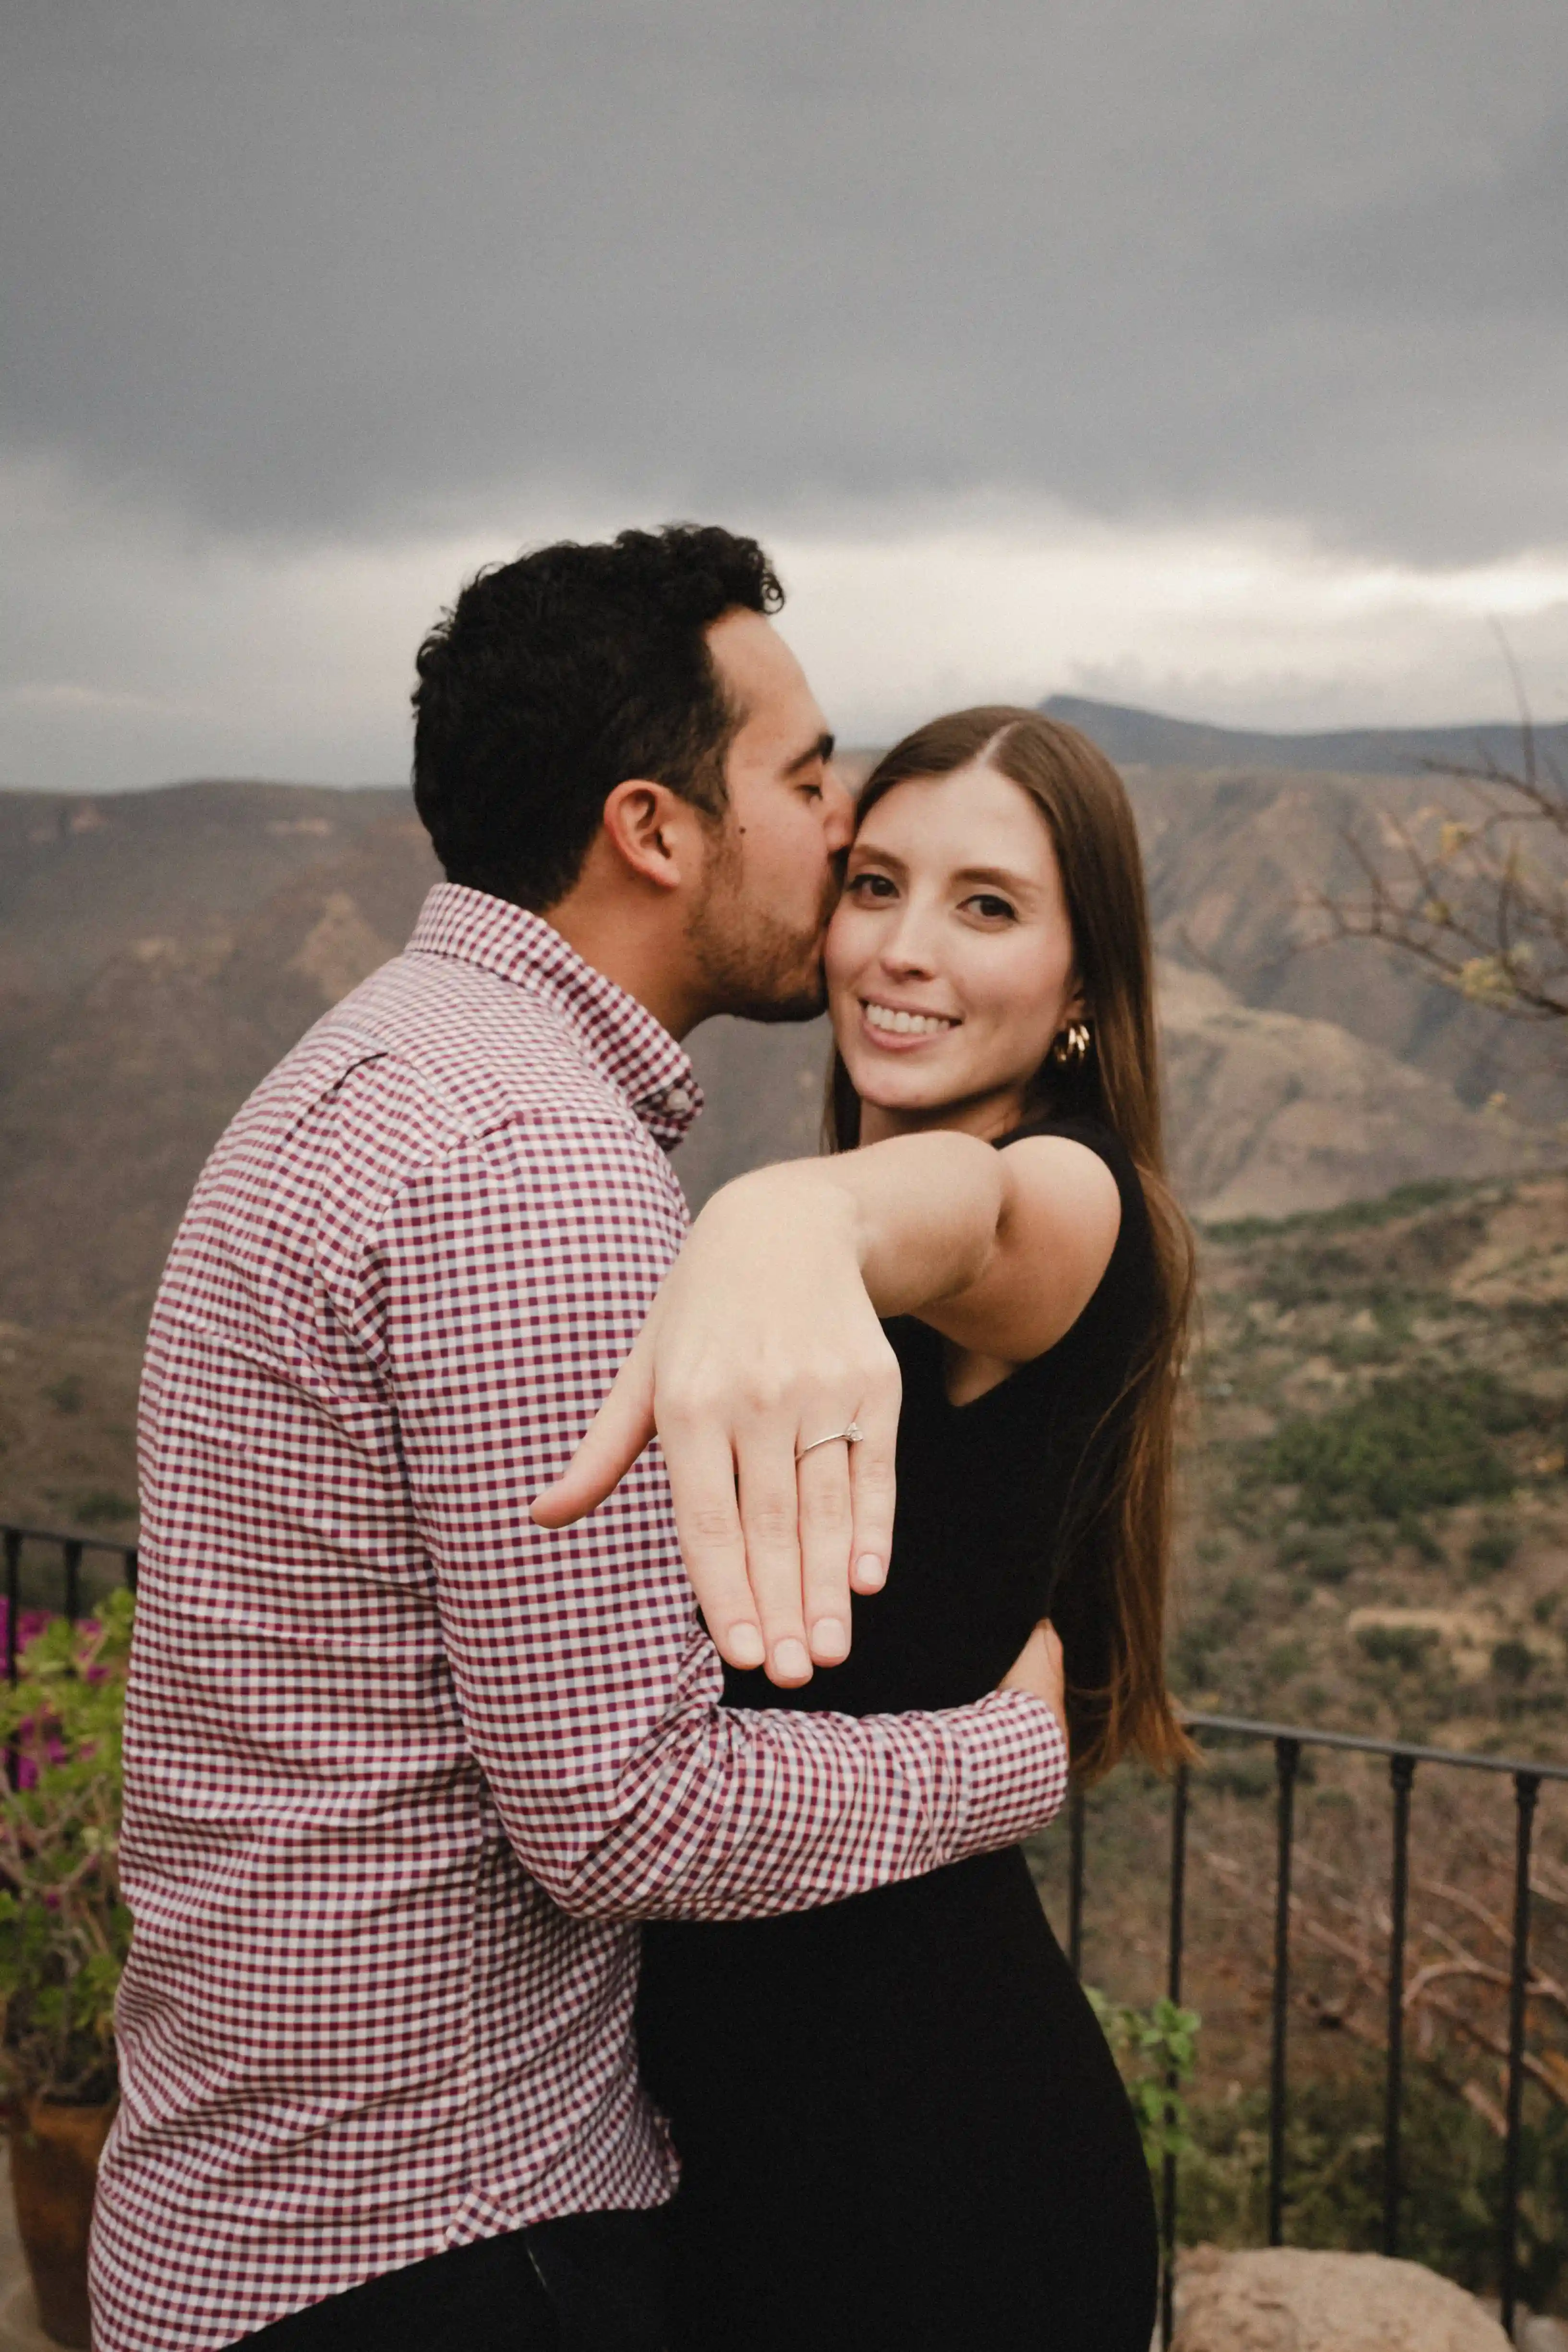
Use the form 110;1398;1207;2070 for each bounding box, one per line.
1121;762;1568;1127
1176;1172;1568;1758
1;756;1564;1342
0;786;433;1330
1156;965;1548;1223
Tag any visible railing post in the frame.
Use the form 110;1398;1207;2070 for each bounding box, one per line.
3;1528;20;1686
1067;1779;1086;1979
62;1538;83;1624
1267;1736;1300;2247
2;1528;20;1791
125;1544;139;1595
1382;1752;1416;2257
1500;1771;1540;2340
1160;1762;1190;2352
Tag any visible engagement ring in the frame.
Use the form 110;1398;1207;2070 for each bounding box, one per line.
795;1422;866;1461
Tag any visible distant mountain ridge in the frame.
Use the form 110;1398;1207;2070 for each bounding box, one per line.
1042;694;1568;779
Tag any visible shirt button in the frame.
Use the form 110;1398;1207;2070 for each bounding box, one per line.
663;1086;692;1116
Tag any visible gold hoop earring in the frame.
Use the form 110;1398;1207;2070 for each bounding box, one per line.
1050;1020;1092;1067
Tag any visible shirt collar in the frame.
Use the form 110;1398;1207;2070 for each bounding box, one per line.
406;883;704;1148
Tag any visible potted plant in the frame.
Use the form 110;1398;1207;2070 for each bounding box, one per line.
0;1591;133;2349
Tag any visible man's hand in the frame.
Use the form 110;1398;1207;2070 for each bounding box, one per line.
531;1170;901;1687
1000;1621;1068;1752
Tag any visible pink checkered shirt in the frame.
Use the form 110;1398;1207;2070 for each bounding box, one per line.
91;884;1069;2351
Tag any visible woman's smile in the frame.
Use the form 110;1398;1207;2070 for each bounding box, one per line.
859;997;961;1045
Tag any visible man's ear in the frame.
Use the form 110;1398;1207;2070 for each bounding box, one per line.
597;779;705;893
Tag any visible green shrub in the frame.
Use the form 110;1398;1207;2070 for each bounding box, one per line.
1256;1371;1527;1523
72;1490;135;1528
1266;1640;1310;1686
1355;1623;1438;1671
1278;1528;1357;1584
1086;1989;1201;2170
1172;1577;1260;1691
1204;1180;1464;1250
1397;1508;1445;1563
1492;1639;1534;1685
1328;1330;1397;1370
1469;1520;1520;1577
1201;1752;1279;1799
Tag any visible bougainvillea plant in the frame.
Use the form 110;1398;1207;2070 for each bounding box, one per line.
0;1589;133;2105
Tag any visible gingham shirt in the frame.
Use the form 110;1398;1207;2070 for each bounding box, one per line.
91;885;1069;2352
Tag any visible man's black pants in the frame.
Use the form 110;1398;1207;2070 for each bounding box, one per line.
235;2210;666;2351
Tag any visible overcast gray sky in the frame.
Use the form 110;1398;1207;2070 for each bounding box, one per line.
4;0;1568;789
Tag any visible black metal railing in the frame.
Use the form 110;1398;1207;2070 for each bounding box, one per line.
1066;1711;1568;2347
6;1523;1563;2336
1;1520;138;1683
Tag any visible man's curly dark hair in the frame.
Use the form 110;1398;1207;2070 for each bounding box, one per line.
411;524;784;910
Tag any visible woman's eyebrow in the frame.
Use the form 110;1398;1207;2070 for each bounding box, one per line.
953;864;1036;894
848;842;908;874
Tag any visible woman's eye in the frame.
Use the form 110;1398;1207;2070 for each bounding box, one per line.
967;893;1016;921
849;871;897;900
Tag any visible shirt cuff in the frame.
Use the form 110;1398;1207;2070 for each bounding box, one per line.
937;1689;1071;1863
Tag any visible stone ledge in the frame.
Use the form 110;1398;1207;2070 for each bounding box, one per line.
1169;2246;1568;2352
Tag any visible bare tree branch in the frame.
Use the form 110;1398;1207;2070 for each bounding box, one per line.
1308;723;1568;1031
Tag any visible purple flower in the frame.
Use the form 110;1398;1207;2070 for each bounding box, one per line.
0;1603;53;1661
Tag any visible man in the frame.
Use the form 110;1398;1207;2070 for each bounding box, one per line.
91;527;1067;2352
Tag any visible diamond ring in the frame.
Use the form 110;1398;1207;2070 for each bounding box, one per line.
795;1421;866;1461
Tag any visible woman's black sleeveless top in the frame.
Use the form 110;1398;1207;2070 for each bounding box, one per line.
638;1115;1162;2352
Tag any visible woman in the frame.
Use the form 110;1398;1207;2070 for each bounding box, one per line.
636;708;1195;2351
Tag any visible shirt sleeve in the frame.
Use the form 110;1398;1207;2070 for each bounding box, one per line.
369;1106;1068;1924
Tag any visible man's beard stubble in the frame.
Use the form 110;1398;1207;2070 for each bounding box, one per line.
684;820;836;1026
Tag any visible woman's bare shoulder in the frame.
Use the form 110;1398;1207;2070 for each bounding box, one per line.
919;1132;1122;1366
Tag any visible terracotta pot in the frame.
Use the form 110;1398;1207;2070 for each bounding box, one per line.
9;2097;116;2350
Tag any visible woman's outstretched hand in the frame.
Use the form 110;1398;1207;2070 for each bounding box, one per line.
531;1129;1101;1695
530;1169;902;1689
1000;1621;1068;1751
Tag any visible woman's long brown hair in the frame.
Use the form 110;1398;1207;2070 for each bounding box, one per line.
828;707;1196;1780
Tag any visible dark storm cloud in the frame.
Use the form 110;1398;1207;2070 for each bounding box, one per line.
3;0;1567;561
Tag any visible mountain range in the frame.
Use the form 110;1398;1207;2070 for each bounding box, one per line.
1041;694;1568;780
